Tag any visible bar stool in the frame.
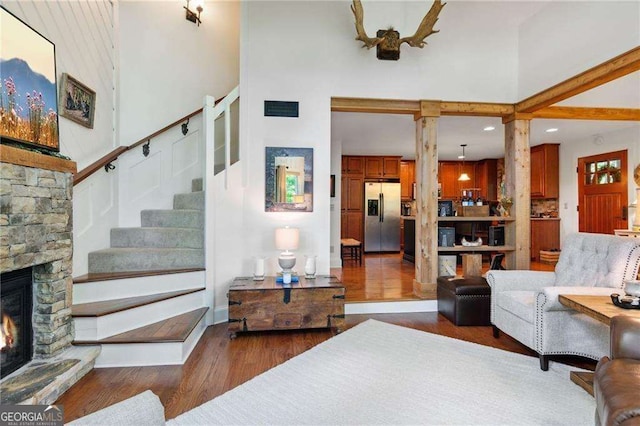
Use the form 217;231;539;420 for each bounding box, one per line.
340;238;362;266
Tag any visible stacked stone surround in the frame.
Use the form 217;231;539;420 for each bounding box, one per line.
0;162;74;357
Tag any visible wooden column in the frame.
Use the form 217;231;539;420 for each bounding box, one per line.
414;101;440;298
503;116;531;269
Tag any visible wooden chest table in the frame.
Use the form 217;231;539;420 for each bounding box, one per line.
227;276;345;338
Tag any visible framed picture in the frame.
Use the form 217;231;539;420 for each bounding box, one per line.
330;174;335;198
59;73;95;129
265;147;313;212
0;6;59;151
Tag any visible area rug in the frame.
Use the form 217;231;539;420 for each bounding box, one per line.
169;320;595;425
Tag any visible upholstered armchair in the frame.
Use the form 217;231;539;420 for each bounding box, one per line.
487;232;640;371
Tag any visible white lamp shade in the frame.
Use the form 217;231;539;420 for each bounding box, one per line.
275;227;299;251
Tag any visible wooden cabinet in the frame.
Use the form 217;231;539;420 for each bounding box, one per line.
342;156;364;175
228;276;345;338
530;219;560;261
341;211;363;242
475;159;498;201
400;160;415;201
365;156;401;179
383;157;401;178
439;162;475;199
342;176;363;211
530;144;559;199
439;162;460;199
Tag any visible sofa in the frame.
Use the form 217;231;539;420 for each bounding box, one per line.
594;315;640;426
487;232;640;370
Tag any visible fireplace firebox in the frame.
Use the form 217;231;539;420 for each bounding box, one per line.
1;267;33;379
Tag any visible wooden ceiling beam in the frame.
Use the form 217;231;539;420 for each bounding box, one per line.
516;46;640;113
532;106;640;121
439;101;514;117
331;97;420;115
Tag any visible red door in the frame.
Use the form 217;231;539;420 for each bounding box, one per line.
578;150;628;234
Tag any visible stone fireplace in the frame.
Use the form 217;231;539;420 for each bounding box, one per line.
0;146;99;404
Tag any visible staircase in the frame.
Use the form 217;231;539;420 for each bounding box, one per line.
72;179;208;367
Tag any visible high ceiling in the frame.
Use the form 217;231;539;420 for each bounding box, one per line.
333;70;639;161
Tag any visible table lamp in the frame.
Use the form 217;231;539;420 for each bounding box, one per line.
275;226;299;284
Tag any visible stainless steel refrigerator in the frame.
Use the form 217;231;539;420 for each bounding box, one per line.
364;182;401;252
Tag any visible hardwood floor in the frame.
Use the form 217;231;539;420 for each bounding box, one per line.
57;257;579;423
333;253;416;301
333;252;555;302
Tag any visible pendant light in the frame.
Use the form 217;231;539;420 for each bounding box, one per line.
458;144;471;181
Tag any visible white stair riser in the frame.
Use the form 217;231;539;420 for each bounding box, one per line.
74;291;205;340
93;318;207;368
73;271;205;304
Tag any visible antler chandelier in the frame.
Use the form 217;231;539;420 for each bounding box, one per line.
351;0;446;60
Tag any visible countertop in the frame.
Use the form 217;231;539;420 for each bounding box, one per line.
403;215;559;221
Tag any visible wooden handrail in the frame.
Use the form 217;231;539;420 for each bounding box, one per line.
73;107;203;185
73;147;128;185
129;108;204;151
73;94;231;186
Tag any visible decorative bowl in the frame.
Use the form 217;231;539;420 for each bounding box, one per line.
624;280;640;297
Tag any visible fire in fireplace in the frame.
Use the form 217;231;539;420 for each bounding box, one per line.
1;267;33;379
1;312;18;350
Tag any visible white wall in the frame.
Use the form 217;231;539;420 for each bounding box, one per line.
118;0;240;146
558;127;640;241
237;0;523;286
518;1;640;99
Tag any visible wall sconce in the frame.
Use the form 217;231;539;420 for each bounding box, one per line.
184;0;203;26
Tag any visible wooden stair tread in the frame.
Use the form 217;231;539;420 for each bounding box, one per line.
72;288;204;317
73;268;205;284
74;307;208;344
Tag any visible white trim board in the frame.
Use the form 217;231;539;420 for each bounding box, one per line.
345;300;437;315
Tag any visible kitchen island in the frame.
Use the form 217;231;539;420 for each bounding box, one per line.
402;216;415;263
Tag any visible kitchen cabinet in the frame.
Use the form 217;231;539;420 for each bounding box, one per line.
439;162;460;199
530;218;560;261
341;211;363;242
341;155;365;241
475;159;498;201
403;217;415;263
530;144;559;199
342;176;363;211
365;156;401;179
342;156;364;175
439;162;475;199
400;160;415;201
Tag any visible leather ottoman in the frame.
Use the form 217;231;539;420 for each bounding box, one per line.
437;276;491;326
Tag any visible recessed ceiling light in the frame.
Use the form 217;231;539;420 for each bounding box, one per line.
457;155;465;159
546;128;559;133
483;126;495;131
